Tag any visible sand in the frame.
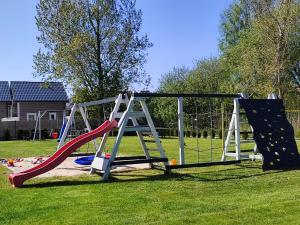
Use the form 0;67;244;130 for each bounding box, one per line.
4;156;151;178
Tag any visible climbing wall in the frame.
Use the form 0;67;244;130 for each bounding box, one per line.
239;99;300;170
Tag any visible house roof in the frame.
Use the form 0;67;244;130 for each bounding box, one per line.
10;81;69;102
0;81;11;102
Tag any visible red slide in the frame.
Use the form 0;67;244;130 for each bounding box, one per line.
9;120;118;188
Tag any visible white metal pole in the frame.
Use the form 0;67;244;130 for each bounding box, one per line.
57;104;77;149
221;113;235;161
178;97;185;165
38;111;41;141
33;112;38;141
94;94;123;158
234;99;240;160
102;99;134;181
79;106;98;151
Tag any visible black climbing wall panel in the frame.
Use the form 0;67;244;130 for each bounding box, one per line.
239;99;300;170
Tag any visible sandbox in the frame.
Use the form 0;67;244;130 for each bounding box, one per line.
4;156;151;178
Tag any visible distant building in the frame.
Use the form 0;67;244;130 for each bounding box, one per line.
0;81;69;140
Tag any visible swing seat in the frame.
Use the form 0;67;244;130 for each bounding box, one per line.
74;156;95;165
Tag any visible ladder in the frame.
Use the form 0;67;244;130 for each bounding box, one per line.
90;94;169;180
221;96;261;161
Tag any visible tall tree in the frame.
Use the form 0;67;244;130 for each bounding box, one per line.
220;0;300;100
151;67;190;127
220;0;281;52
34;0;152;102
152;59;229;128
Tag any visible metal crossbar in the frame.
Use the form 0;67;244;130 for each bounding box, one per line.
133;92;241;98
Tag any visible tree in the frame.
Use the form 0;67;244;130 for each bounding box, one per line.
34;0;152;102
151;59;229;129
151;66;190;127
220;0;300;101
219;0;283;52
186;58;228;94
219;0;252;51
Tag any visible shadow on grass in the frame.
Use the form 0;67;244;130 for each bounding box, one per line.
23;179;101;188
21;164;294;188
109;169;286;183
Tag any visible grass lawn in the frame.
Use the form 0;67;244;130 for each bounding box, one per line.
0;137;299;225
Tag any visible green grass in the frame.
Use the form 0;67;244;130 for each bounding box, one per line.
0;137;299;225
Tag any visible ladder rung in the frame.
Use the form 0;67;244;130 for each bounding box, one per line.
225;144;238;147
114;112;123;118
240;154;250;159
240;131;252;134
125;126;151;132
228;149;254;153
225;153;238;157
146;148;160;151
144;140;157;143
117;99;127;104
225;153;250;159
129;111;145;118
111;157;168;166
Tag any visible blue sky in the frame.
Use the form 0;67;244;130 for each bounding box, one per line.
0;0;232;90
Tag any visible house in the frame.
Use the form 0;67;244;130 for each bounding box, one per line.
0;82;11;138
0;81;69;140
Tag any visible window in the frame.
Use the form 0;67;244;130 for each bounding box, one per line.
49;112;57;121
27;113;37;121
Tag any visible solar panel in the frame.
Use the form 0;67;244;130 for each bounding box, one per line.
10;81;69;102
0;81;11;102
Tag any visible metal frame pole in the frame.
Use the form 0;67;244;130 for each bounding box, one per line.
221;103;225;153
79;106;98;151
178;97;185;165
38;111;41;141
234;98;240;160
57;104;77;149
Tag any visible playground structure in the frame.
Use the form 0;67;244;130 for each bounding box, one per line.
33;110;67;141
9;120;117;187
8;92;300;187
239;98;300;170
57;96;118;150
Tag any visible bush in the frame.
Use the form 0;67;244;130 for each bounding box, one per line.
17;130;25;140
17;130;30;140
186;130;191;137
24;130;30;139
41;129;49;139
209;129;216;138
173;129;177;137
197;130;201;138
203;130;208;138
218;129;222;139
4;129;10;141
192;130;196;138
30;129;35;139
159;129;167;138
17;130;23;140
242;132;249;140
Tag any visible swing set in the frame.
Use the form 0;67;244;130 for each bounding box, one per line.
58;92;252;180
